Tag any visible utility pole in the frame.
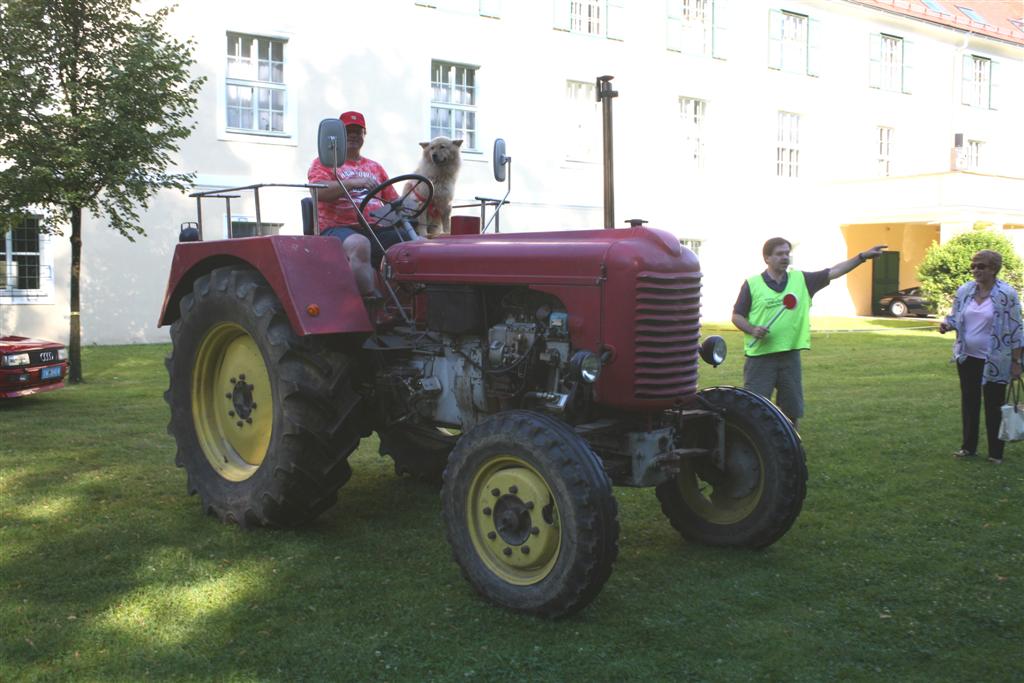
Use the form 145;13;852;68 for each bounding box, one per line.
596;75;617;229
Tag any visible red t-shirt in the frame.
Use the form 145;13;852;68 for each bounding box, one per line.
307;156;398;229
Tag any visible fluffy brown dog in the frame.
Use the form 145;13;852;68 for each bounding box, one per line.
403;137;462;236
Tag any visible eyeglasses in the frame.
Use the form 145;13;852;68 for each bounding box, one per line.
970;264;989;270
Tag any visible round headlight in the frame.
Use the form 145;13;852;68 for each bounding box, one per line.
571;350;602;383
699;335;727;367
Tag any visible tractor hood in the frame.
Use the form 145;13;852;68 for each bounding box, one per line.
388;226;692;285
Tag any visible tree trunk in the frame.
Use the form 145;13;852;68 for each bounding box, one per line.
68;206;83;383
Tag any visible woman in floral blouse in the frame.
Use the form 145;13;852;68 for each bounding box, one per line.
939;249;1023;464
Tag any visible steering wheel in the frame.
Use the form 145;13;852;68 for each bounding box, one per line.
358;173;434;230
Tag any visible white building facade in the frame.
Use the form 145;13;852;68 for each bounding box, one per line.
3;0;1022;343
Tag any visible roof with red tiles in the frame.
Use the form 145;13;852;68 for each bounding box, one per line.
847;0;1024;45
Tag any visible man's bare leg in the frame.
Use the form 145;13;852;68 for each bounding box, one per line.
341;234;377;296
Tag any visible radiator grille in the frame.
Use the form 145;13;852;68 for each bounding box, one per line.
634;271;701;400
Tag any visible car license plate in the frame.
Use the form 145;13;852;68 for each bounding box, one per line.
41;366;62;380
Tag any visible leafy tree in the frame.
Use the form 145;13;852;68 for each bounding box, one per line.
0;0;204;382
917;228;1023;312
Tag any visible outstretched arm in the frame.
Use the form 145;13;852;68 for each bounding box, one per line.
828;244;887;280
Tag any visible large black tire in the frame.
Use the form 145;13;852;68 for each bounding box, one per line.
378;424;458;483
656;387;807;548
164;265;364;528
441;411;619;618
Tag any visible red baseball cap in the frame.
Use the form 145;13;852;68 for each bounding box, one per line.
340;111;366;130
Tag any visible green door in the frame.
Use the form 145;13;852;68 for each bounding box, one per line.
871;251;899;315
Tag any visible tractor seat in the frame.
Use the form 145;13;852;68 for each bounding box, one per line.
300;196;315;236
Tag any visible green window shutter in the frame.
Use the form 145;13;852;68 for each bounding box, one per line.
989;59;1000;109
901;39;913;94
666;0;682;52
961;53;973;104
868;33;881;88
554;0;571;31
479;0;501;18
807;16;822;77
712;0;728;60
768;9;783;70
607;0;625;40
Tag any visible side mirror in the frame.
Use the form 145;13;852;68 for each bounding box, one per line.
317;118;348;168
493;138;509;182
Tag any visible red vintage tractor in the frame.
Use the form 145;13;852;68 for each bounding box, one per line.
160;117;807;618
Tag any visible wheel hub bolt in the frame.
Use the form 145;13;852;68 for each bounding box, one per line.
503;547;512;556
509;485;518;494
230;377;237;384
239;374;246;380
487;531;496;540
491;488;500;497
483;507;492;516
236;421;244;428
525;501;534;510
251;403;257;410
521;546;530;554
531;527;540;535
246;418;252;424
228;411;235;417
225;393;232;399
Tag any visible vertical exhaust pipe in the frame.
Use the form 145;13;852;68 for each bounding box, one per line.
597;75;617;229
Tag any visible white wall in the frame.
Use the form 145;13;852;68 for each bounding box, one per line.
3;0;1021;343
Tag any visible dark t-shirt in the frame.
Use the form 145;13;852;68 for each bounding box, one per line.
732;269;831;318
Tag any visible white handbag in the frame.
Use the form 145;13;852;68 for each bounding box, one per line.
998;379;1024;442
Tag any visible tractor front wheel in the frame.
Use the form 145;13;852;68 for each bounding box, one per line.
441;411;619;618
656;387;807;548
165;265;364;527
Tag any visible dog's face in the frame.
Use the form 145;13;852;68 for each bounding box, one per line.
420;137;463;167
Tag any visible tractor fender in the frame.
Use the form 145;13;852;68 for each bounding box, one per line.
158;235;373;335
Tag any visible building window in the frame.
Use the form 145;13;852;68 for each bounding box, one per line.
955;5;987;24
768;10;809;74
676;0;710;55
230;218;283;238
966;140;983;170
680;238;702;256
565;80;599;162
961;55;993;108
776;112;800;178
869;34;911;92
570;0;603;35
556;1;622;39
1;215;54;303
921;0;949;14
416;0;502;16
225;33;287;135
679;97;706;172
431;61;478;150
877;126;894;176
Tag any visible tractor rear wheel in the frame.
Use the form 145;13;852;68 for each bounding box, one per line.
441;411;619;618
656;387;807;548
165;265;363;528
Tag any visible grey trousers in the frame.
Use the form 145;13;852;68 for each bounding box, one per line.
743;350;803;422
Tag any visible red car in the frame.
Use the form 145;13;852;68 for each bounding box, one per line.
0;335;69;399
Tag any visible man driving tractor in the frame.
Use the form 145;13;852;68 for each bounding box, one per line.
306;110;400;300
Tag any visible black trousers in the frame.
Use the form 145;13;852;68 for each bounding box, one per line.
957;356;1007;459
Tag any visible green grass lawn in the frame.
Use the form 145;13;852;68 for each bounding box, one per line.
2;325;1021;682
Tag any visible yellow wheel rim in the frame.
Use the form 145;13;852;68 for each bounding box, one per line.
191;323;273;482
677;425;764;525
466;456;560;585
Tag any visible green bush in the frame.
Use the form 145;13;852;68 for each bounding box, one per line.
917;228;1023;313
